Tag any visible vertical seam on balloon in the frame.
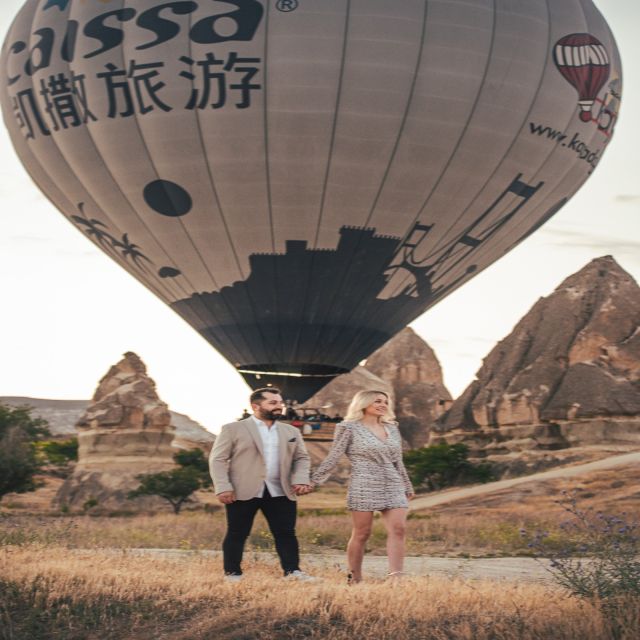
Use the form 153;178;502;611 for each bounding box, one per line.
330;0;501;367
79;0;193;303
306;0;430;368
261;0;286;363
120;1;223;294
184;8;265;366
415;0;579;286
490;0;613;242
312;1;351;250
284;0;352;370
358;0;553;337
376;0;500;304
367;0;605;344
19;0;182;306
54;0;194;304
0;8;82;282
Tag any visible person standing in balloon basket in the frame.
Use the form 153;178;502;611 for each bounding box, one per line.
311;390;415;583
209;387;316;581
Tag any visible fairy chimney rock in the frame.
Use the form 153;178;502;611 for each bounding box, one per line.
56;352;177;510
74;351;176;466
360;328;451;447
436;256;640;462
304;328;452;448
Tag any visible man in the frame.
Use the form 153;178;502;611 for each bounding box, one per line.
209;387;315;581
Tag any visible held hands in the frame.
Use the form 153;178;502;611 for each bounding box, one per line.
217;491;236;505
293;484;314;496
217;487;313;501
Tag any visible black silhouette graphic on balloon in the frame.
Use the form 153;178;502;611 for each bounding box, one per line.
170;173;544;400
144;179;192;217
43;0;70;10
71;203;181;279
159;267;183;279
170;226;484;401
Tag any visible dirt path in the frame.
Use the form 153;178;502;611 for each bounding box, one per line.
409;450;640;511
123;548;553;583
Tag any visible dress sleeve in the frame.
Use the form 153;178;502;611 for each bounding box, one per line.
310;422;353;486
391;426;414;495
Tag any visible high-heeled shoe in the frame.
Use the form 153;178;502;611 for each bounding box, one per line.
386;571;408;580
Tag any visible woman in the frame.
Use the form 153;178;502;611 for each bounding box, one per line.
311;390;415;583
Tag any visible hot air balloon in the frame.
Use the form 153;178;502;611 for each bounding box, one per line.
553;33;611;123
1;0;622;402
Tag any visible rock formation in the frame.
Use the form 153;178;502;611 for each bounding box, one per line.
435;256;640;471
303;328;451;447
300;366;392;419
365;328;452;447
55;352;178;510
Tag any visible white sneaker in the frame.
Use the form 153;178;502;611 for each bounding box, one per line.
224;574;244;583
284;570;318;582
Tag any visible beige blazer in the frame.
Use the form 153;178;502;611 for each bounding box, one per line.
209;417;311;501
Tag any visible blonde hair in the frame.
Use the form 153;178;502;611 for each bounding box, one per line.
344;390;396;424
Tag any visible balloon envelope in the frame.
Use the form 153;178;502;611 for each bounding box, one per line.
1;0;622;401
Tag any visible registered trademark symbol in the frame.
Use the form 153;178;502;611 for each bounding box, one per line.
276;0;298;12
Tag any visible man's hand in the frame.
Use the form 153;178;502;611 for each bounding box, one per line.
217;491;236;505
293;484;313;496
407;492;415;501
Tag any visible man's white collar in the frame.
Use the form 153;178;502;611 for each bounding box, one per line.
252;414;277;428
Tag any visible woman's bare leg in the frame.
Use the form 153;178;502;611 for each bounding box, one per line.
346;511;373;582
381;508;408;575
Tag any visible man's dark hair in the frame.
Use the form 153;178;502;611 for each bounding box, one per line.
250;387;282;404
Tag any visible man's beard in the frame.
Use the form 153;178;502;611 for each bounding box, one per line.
260;408;282;421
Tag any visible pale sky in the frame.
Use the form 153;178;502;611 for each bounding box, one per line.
1;0;638;434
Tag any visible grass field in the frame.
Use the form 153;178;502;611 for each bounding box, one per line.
2;468;640;638
2;545;639;640
0;506;562;557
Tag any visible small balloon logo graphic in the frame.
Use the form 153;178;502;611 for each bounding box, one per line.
554;33;610;123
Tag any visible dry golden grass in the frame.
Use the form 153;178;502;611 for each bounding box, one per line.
2;545;638;640
0;508;551;557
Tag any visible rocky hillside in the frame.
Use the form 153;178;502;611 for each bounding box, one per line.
0;397;215;448
304;328;451;447
435;256;640;470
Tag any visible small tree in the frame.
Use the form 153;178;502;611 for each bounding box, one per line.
173;448;212;487
128;467;202;514
36;438;79;478
0;404;50;441
403;442;494;491
0;403;51;498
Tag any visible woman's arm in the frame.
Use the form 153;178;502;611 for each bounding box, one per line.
391;426;415;496
310;422;353;486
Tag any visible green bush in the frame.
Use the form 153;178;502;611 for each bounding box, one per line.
403;442;495;491
38;439;78;466
0;403;52;498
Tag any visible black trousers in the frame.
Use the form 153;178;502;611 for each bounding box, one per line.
222;486;300;575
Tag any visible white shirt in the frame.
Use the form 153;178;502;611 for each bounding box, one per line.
252;415;285;498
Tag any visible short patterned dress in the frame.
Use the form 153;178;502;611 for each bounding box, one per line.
311;421;414;511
